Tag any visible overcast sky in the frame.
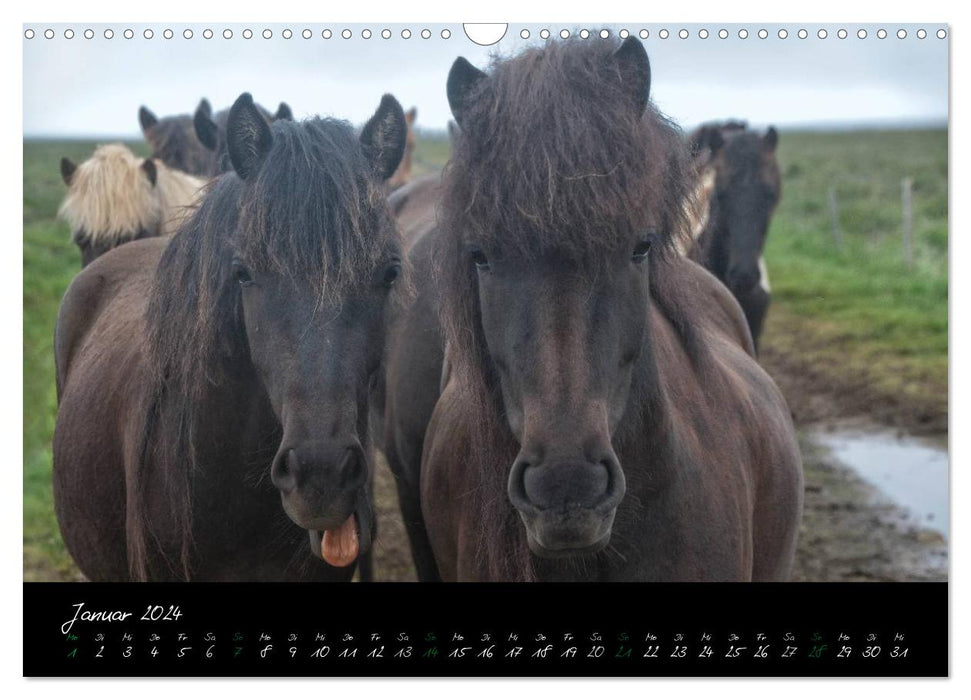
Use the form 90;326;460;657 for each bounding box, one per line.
23;23;948;138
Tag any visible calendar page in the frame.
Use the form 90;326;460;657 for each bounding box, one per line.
21;20;949;678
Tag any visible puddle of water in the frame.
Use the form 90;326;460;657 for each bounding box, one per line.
815;430;949;538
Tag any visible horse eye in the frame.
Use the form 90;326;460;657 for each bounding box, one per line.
468;246;490;271
382;260;402;288
632;236;657;263
232;260;254;286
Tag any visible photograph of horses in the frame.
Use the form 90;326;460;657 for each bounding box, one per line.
23;24;948;584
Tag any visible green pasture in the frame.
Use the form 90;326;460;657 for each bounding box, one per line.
764;129;947;415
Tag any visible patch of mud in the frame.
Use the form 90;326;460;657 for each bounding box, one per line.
370;452;418;582
792;436;947;582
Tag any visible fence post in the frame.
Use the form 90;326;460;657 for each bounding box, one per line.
902;177;914;268
827;187;842;251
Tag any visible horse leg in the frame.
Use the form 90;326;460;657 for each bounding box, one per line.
357;552;375;582
739;286;770;354
387;444;441;582
356;464;377;582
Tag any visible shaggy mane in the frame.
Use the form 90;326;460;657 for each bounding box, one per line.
58;144;205;246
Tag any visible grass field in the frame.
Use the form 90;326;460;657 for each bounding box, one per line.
764;129;948;424
22;129;947;580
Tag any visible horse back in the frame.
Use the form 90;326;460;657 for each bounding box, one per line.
54;238;168;400
389;173;443;254
52;238;168;581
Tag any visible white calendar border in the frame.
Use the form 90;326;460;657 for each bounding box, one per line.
4;0;963;695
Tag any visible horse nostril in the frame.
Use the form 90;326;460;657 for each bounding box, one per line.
271;448;299;493
338;447;367;490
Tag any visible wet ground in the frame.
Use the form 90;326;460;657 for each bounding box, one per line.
792;432;947;582
815;427;948;538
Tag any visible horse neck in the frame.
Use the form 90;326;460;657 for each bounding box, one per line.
193;367;277;458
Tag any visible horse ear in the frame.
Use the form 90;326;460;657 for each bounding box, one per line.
764;126;779;151
405;107;417;126
197;98;213;119
274;102;294;121
447;57;487;127
60;157;76;186
689;126;723;158
612;36;651;115
138;106;158;134
360;93;407;182
194;103;219;151
226;92;274;180
141;158;158;187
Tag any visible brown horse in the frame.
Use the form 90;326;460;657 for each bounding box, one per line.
58;144;205;267
138;99;216;177
54;92;407;581
139;98;292;177
685;121;781;351
377;172;448;581
387;107;418;190
385;37;802;582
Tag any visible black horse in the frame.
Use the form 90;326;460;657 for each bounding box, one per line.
686;121;781;351
54;92;406;580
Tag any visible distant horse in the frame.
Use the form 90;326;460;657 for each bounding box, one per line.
685;121;781;351
54;92;407;581
386;37;802;582
139;98;292;177
138;99;216;176
58;144;205;267
387;107;418;190
193;100;294;176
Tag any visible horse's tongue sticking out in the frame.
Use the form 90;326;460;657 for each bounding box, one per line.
321;515;359;568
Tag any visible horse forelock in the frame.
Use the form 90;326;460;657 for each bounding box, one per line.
442;38;693;264
236;118;400;302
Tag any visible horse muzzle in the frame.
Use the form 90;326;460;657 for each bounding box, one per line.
508;452;626;558
270;442;373;567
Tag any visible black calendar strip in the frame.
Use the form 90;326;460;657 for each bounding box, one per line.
24;582;946;677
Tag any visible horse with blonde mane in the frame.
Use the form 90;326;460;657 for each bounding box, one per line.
59;144;205;267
